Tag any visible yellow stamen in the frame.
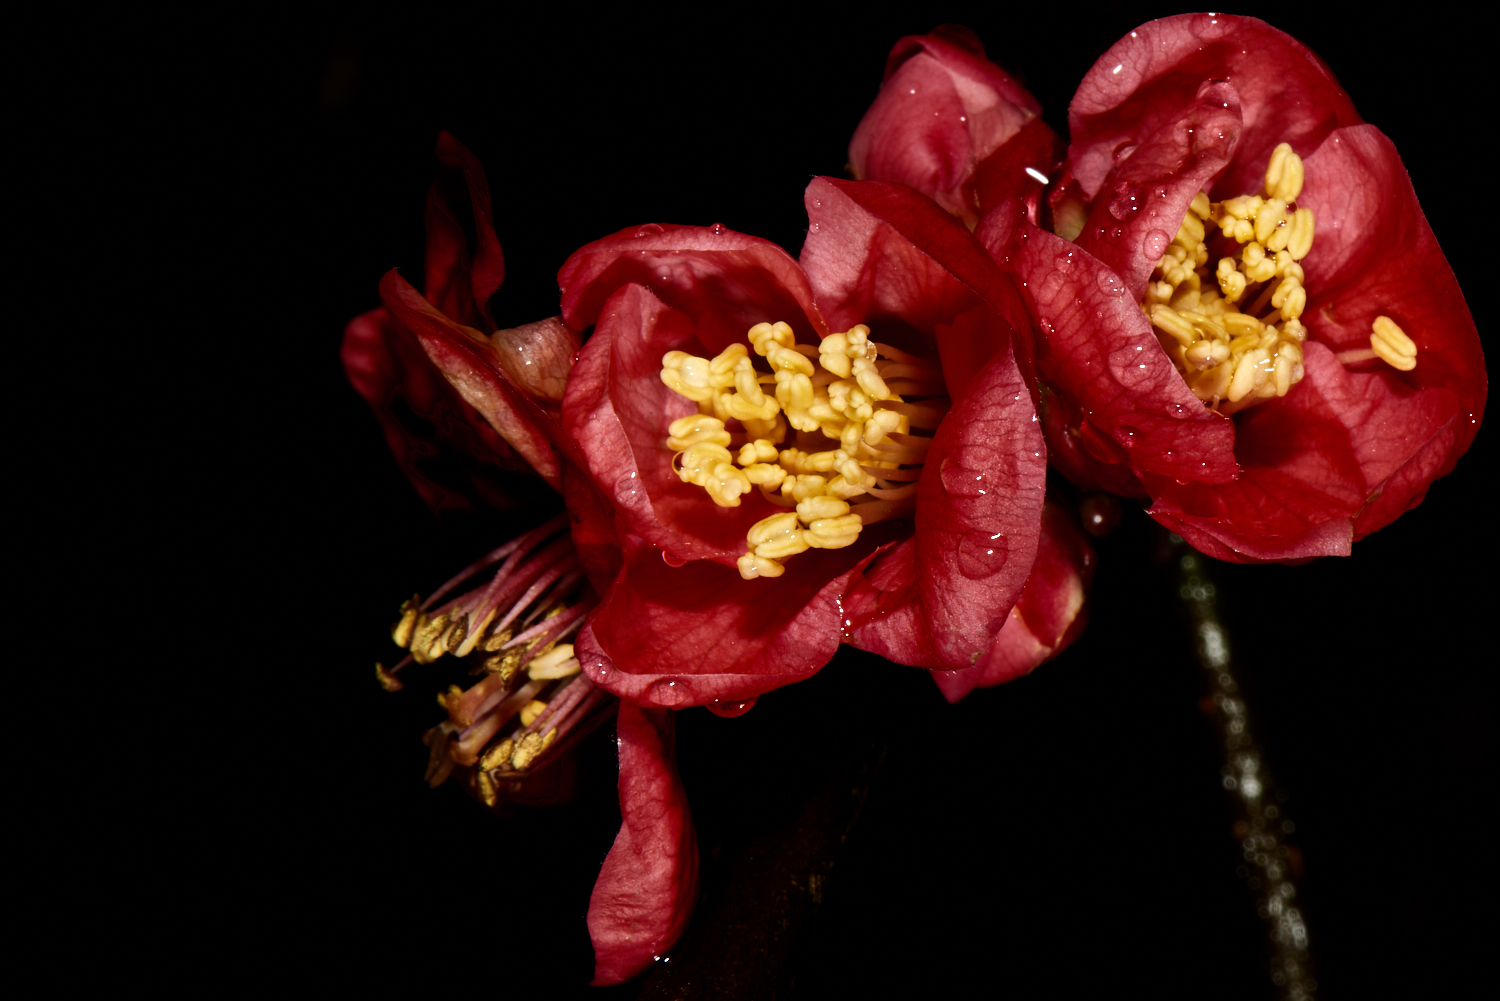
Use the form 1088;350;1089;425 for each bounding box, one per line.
660;320;948;579
1370;316;1418;371
1139;142;1328;414
518;700;547;728
527;643;580;680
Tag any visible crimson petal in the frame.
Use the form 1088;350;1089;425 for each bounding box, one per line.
587;703;698;986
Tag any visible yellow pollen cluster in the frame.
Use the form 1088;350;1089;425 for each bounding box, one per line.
660;321;947;580
1142;144;1317;413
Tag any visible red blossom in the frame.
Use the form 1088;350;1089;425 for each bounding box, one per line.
849;26;1060;228
556;177;1055;693
975;15;1484;561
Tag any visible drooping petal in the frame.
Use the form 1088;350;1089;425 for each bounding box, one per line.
978;198;1239;486
574;531;877;708
588;703;697;986
932;499;1095;703
489;316;580;403
1067;14;1360;204
422;131;507;332
849;28;1052;227
379;269;570;488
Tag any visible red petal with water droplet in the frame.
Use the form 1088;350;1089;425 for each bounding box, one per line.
588;703;698;986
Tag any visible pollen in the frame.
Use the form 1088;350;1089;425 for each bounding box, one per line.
661;322;949;579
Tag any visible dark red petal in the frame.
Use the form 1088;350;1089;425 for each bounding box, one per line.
932;499;1095;702
849;33;1044;226
978;199;1238;485
1073;80;1242;300
588;703;697;986
1067;15;1360;203
574;532;871;708
843;344;1046;670
1296;126;1485;531
558;223;827;355
423;131;507;331
340;305;541;513
379;270;569;488
561;283;785;565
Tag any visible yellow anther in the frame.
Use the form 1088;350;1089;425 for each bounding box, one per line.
1222;195;1261;221
1190;190;1212;219
1254;198;1288;245
827;380;874;422
660;350;716;402
667;415;731;451
742;463;788;488
797;495;850;522
851;356;891;400
843;324;874;359
864;409;905;446
1274;253;1305;283
527;643;580;680
510;731;549;770
1216;258;1247;301
1150;305;1198;347
391;595;421;648
1185;339;1232;370
678;441;733;478
747;321;795;355
480;738;515;772
737;551;786;580
803;513;863;549
824;474;871;500
819;333;852;378
775;370;819;432
738;439;780;465
747;512;810;559
1263;143;1305;202
1222;313;1263;337
782;474;829;502
1227;348;1268;403
519;700;548;728
1176;211;1206;247
1370;316;1418;371
1270;276;1305;320
1284;208;1314;261
765;341;815;376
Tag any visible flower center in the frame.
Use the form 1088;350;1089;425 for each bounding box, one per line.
376;515;613;806
1139;142;1416;415
659;321;948;580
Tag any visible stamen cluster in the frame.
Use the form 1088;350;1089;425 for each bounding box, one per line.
376;517;611;805
1142;143;1317;414
660;322;948;579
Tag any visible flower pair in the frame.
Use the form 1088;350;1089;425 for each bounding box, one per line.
851;14;1485;561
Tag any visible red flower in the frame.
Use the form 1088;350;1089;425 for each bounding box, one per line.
555;176;1056;696
973;15;1484;561
848;26;1060;229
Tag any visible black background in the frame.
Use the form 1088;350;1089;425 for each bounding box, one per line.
194;7;1490;997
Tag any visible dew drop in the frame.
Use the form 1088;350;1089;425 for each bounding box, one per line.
706;695;757;717
614;471;640;502
1056;251;1075;273
957;530;1009;579
1109;225;1124;240
661;551;686;567
1108;181;1142;219
588;657;616;683
648;677;691;707
1096;271;1126;297
1109;344;1155;388
938;446;999;497
1143;229;1171;260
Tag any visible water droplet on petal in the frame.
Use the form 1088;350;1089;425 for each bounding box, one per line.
957;530;1009;579
648;677;691;707
1108;181;1142;219
1143;229;1171;260
614;472;640;502
706;695;757;717
1096;271;1126;296
1109;344;1156;388
661;551;686;567
939;446;1000;497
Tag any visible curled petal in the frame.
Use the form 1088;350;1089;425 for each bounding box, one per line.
424;130;507;331
379;270;571;488
588;703;698;986
1067;14;1360;203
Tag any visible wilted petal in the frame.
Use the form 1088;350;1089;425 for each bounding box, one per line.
423;131;507;332
588;703;697;986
